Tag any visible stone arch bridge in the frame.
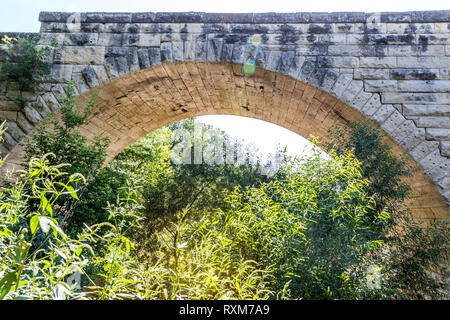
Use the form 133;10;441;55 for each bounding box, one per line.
0;10;449;221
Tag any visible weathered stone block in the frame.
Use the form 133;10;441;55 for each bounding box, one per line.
354;68;390;79
426;128;450;140
55;46;105;65
130;12;156;23
296;45;328;56
0;143;9;154
426;157;450;182
39;11;78;23
80;23;106;33
317;55;359;68
399;127;426;151
38;32;65;46
44;64;73;83
415;34;449;45
360;93;382;116
441;141;450;157
40;92;60;112
334;23;356;33
319;69;339;91
416;45;446;56
360;57;397;68
364;23;387;34
410;10;450;23
365;80;398;92
81;66;100;88
183;41;196;61
16;112;34;134
380;109;406;134
410;140;440;162
71;73;90;94
351;90;372;110
172;41;184;61
4;121;26;142
378;12;412;23
0;111;18;121
397;80;450;92
23;106;43;124
381;93;450;104
391;119;416;143
85;12;131;23
195;41;208;61
403;104;450;116
419;149;446;175
1;131;17;149
388;45;413;56
63;33;98;46
397;56;450;68
330;73;353;97
390;68;439;80
437;175;450;191
340;80;363;104
137;34;160;47
306;23;336;34
370;103;395;123
440;68;450;79
416;116;450;128
40;22;69;33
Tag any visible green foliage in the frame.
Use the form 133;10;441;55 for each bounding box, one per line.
0;124;142;299
0;151;87;299
0;35;52;108
104;144;385;300
86;207;273;300
381;214;449;299
200;146;386;299
124;119;269;256
20;82;114;235
326;120;449;299
326;121;413;214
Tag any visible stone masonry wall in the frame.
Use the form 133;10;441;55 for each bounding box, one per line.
0;11;449;207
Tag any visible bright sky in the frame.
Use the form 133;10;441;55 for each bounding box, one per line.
197;115;314;158
0;0;448;158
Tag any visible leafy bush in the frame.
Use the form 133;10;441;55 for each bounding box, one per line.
195;144;387;299
20;82;117;235
114;143;387;300
0;122;142;299
326;120;449;299
0;35;52;108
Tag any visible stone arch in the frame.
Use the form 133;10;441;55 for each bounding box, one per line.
3;61;449;221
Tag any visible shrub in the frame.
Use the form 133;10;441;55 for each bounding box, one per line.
0;35;52;108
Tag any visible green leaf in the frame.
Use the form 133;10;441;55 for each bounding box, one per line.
65;185;79;200
40;195;52;215
0;271;17;300
75;247;82;256
30;215;39;234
